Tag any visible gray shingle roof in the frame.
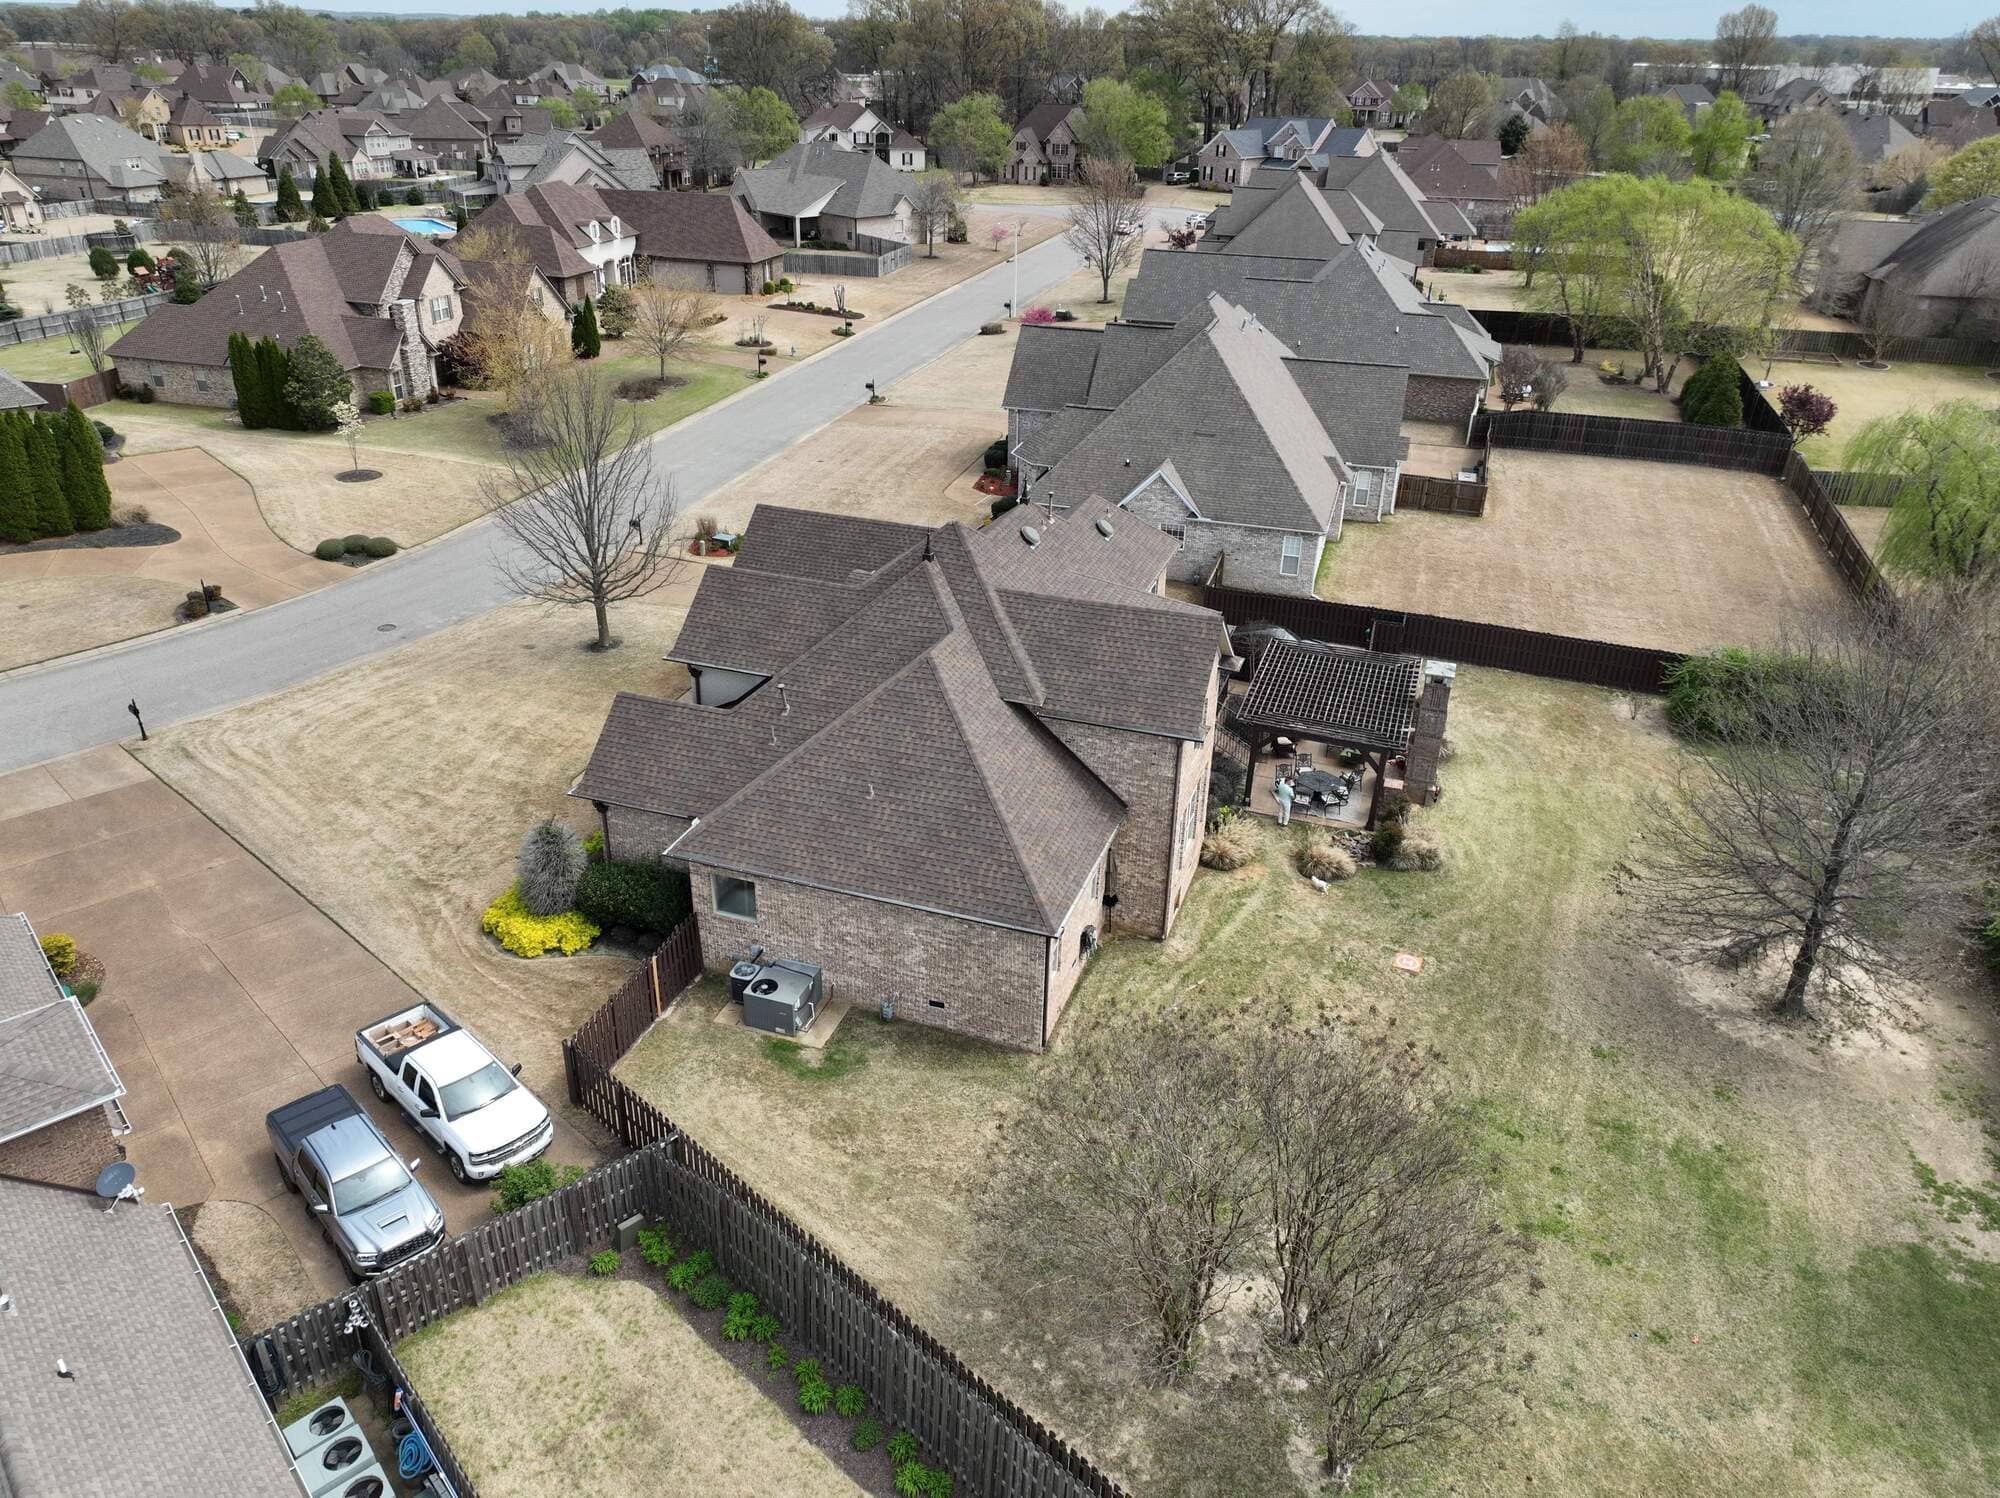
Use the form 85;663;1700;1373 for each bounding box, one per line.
1866;196;2000;297
1015;102;1081;141
1201;171;1354;259
12;112;165;189
1282;357;1411;469
0;913;123;1145
736;142;912;221
576;499;1221;932
0;368;43;409
602;189;784;265
0;1175;299;1496
1001;323;1103;413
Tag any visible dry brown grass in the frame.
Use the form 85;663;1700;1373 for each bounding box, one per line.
1322;450;1857;652
398;1274;864;1498
0;574;186;669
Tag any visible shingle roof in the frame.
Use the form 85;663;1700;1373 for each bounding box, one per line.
736;142;912;221
0;368;43;409
1841;111;1917;162
1003;322;1108;413
0;912;123;1145
0;1175;299;1496
165;90;219;126
1281;357;1411;469
1866;196;2000;297
601;189;784;265
576;499;1221;932
1015;102;1081;141
12;112;165;189
802;100;873;131
593;109;676;153
1201;170;1354;259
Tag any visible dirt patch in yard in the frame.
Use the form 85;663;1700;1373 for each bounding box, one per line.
1322;450;1857;652
190;1199;317;1333
398;1273;866;1498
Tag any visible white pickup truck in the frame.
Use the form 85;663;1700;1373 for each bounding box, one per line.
355;1003;553;1184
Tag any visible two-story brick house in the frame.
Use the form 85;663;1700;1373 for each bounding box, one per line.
1005;101;1084;184
574;500;1226;1051
797;101;927;170
1195;115;1369;186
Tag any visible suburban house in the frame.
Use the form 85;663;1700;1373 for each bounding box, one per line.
260;108;409;183
1345;80;1407;128
1196;168;1360;262
162;147;267;197
529;62;616;101
479;182;639;301
1112;237;1499;427
1746;76;1834;124
447;65;507;100
798;101;927;170
110;216;474;406
1211;158;1472;265
1840;110;1920;164
1812;197;2000;337
467;89;555;144
573;499;1228;1051
42;64;135;111
176;60;266;114
591;109;687;187
0;107;53;156
161;90;227;149
0;911;128;1190
1655;81;1716;125
0;161;44;230
601;189;786;292
1923;88;2000;139
0;1173;302;1495
403;93;489;169
631;62;709;114
484;129;653;197
734;141;916;246
82;86;170;140
1196;116;1373;187
10;112;168;204
1007;294;1411;589
309;62;385;102
1392;135;1508;232
1004;101;1084;185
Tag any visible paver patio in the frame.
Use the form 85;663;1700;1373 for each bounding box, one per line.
0;744;600;1308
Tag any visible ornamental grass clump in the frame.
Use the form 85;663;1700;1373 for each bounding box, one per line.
516;817;586;915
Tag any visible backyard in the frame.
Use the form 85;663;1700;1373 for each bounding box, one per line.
399;1273;865;1498
1321;450;1856;652
617;667;2000;1498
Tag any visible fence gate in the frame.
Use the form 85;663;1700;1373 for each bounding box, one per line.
1367;613;1408;653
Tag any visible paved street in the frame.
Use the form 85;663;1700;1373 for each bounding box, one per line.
0;227;1101;771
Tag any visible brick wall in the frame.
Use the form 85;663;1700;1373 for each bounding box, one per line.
688;863;1059;1050
0;1110;122;1192
114;354;418;410
1122;479;1322;596
1404;374;1482;427
602;802;694;864
1043;851;1108;1039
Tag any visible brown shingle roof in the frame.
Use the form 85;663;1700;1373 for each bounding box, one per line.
601;189;784;265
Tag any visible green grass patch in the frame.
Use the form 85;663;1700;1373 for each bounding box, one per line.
759;1032;868;1083
0;323;142;381
1913;1158;2000;1233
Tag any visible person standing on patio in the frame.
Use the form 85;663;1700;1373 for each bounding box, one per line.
1274;773;1294;827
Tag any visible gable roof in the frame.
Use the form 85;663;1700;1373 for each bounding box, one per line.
802;100;877;132
404;93;487;143
1840;111;1917;161
600;188;784;265
736;141;912;221
0;912;123;1147
165;90;220;127
1015;101;1081;141
1200;170;1355;259
1866;196;2000;297
594;108;676;154
12;112;165;188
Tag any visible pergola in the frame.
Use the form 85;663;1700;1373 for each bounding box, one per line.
1229;637;1430;829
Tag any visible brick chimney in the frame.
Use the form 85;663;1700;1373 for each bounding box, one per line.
1401;660;1454;805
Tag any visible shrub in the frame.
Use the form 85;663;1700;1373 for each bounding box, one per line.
314;538;346;560
89;245;120;280
690;1271;731;1309
1377;794;1410;826
72;979;99;1006
38;933;77;979
778;277;793;292
722;1291;762;1340
363;536;397;558
834;1383;866;1418
588;1249;621;1276
583;829;605;859
635;1223;674;1268
136;384;154;403
989;495;1019;520
666;1248;714;1293
93;419;118;446
1390;831;1445;872
366;389;395;416
1297;834;1355;882
480;886;599;957
1663;647;1818;740
748;1310;781;1342
851;1416;885;1452
615;376;666;402
516;818;586;916
1680;355;1743;428
767;1342;790;1373
341;534;369;552
1778;383;1836;443
490;1158;581;1212
1020;305;1055;324
1531;359;1569;411
983;437;1009;468
1369;819;1406;864
574;858;691;934
792;1357;833;1415
404;187;424;206
761;280;776;295
792;1356;823;1384
885;1431;919;1466
894;1461;930;1497
1199;827;1255;870
977;321;1001;335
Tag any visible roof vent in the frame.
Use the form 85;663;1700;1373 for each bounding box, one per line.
1020;525;1040;548
1094;517;1114;539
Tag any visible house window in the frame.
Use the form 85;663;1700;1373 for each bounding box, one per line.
1161;522;1186;550
530;284;544;305
1280;534;1303;576
1352;469;1374;500
390;364;407;400
193;372;209;391
429;295;453;324
713;874;757;920
150;372;165;388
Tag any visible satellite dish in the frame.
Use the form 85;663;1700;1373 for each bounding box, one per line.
94;1161;143;1215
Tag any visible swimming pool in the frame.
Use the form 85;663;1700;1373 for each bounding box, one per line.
391;217;456;237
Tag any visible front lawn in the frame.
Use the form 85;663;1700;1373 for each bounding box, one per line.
620;668;2000;1498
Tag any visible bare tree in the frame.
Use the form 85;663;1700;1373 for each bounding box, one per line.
1969;16;2000;90
1498;122;1588;215
1064;157;1145;305
1265;1042;1513;1488
64;285;108;374
625;271;715;380
1748;111;1861;281
988;1008;1263;1382
449;226;572;411
906;169;963;259
1855;277;1920;367
155;185;243;286
1626;589;2000;1024
1713;4;1778;94
480;366;685;651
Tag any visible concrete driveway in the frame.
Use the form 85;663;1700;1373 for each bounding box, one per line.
0;744;599;1305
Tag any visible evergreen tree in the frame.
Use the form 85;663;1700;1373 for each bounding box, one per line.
172;259;201;302
254;337;296;429
310;160;333;219
451;203;468;231
25;417;72;539
571;295;601;359
58;403;112;531
227;331;263;428
353;180;375;212
325;153;360;216
283;334;351;430
273;166;304;223
0;415;34;545
231;189;257;230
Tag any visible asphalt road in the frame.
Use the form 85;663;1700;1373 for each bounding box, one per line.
0;226;1098;772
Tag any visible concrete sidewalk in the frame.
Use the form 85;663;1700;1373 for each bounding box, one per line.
0;745;599;1304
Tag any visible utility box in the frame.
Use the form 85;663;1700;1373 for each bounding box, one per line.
739;959;823;1037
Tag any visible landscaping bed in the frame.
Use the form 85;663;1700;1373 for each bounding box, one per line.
769;300;865;319
0;519;179;555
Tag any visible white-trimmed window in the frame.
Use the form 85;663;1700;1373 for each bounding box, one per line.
429;295;453;325
713;874;757;920
1280;534;1303;576
1161;522;1186;550
1352;469;1375;502
149;372;165;388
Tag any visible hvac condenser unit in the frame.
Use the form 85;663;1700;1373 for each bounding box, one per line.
740;959;823;1037
302;1431;376;1497
282;1396;359;1460
324;1462;390;1498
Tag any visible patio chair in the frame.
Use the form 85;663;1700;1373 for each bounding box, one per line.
1294;751;1314;774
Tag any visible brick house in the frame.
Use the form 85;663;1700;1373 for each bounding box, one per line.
110;216;477;406
1195;115;1368;186
574;501;1226;1051
1005;101;1083;184
160;90;226;149
10;112;167;204
0;911;129;1191
734;142;915;246
592;108;687;187
403;93;489;170
798;101;927;171
258;108;408;184
1221;155;1476;263
1007;294;1410;590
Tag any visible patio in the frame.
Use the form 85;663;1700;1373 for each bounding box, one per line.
1225;633;1454;830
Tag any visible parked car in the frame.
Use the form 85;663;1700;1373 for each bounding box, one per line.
1162;166;1191;183
355;1002;553;1184
268;1085;443;1281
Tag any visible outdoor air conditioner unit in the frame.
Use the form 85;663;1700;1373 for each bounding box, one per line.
322;1460;390;1498
300;1431;376;1496
281;1395;359;1460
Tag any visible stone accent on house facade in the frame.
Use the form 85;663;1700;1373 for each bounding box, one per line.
1404;373;1482;429
688;863;1081;1050
1120;476;1324;596
601;802;694;865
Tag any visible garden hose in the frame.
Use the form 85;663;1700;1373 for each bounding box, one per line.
398;1427;434;1482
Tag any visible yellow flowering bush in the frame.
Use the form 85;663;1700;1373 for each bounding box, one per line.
481;885;599;957
38;933;78;979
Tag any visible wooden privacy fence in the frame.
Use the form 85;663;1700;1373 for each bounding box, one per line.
1468;306;2000;372
0;221;156;263
1810;469;1910;507
1395;468;1487;516
23;367;119;411
1780;450;1887;599
1428;246;1514;271
0;293;162;348
1474;407;1793;474
1201;583;1684;694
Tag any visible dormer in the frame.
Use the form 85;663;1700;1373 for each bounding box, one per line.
584;219;601;243
608;215;621;237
